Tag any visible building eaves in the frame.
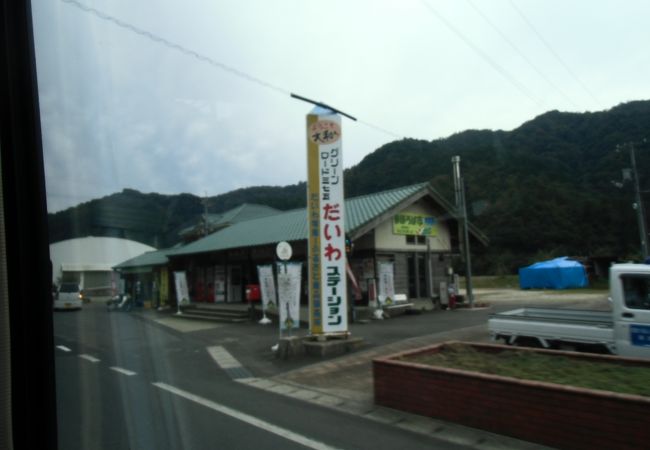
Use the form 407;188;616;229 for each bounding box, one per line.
113;249;170;270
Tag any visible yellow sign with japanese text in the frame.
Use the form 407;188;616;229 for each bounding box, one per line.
306;107;347;335
393;213;438;236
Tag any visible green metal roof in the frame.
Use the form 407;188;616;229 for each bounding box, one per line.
178;204;280;236
169;182;486;258
168;207;308;256
220;203;280;223
113;248;169;270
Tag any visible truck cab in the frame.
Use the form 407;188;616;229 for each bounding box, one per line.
611;264;650;357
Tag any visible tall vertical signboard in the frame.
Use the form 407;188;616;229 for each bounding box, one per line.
306;107;348;334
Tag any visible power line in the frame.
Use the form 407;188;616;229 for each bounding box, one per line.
61;0;290;96
357;120;403;139
466;0;579;109
420;0;543;106
60;0;405;140
508;0;599;106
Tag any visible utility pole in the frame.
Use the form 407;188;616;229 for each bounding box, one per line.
451;156;474;307
617;142;648;258
629;143;648;257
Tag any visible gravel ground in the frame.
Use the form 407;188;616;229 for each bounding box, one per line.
472;288;610;310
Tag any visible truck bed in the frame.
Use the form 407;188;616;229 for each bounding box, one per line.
490;307;613;326
488;307;614;349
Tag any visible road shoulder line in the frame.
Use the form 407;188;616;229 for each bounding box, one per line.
153;382;342;450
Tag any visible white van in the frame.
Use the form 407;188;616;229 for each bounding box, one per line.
54;282;83;310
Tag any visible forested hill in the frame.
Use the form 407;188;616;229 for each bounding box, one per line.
48;100;650;273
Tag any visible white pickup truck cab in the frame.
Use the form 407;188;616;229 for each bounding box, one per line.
489;263;650;358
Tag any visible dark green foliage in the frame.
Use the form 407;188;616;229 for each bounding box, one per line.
48;100;650;271
47;184;307;249
347;101;650;272
206;183;306;212
47;189;205;248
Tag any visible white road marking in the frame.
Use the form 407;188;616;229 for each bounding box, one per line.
110;366;137;376
153;382;343;450
78;354;101;363
207;345;242;369
56;345;71;352
154;316;221;333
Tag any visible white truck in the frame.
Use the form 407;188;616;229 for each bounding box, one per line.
488;263;650;358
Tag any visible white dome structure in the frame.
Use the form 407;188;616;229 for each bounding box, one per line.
50;236;155;294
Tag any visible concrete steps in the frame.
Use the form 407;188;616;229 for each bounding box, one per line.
178;303;252;323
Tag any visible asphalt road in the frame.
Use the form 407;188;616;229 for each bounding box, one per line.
53;302;472;450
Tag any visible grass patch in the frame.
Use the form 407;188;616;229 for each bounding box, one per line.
459;275;520;289
457;275;609;292
401;343;650;397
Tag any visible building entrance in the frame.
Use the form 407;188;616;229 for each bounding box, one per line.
407;253;427;298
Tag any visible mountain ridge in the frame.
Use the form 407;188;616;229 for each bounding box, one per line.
48;100;650;273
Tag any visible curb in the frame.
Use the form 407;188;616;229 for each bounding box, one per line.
236;377;550;450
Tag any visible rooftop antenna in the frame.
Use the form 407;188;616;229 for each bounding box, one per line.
290;93;357;121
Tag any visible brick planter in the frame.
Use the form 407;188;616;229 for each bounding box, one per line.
373;341;650;450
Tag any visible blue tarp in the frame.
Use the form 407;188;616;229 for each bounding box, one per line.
519;257;588;290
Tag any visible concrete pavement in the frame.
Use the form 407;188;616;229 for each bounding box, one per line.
127;291;608;449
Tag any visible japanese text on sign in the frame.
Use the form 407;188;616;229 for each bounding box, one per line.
307;111;347;334
392;213;438;236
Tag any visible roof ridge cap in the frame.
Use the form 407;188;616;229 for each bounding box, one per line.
346;182;429;201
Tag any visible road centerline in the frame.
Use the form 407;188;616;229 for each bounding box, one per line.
153;382;343;450
78;354;101;363
110;366;137;376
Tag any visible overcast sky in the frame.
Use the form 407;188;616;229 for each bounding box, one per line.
32;0;650;212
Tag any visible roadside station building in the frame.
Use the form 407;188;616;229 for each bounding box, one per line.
112;247;172;306
114;204;281;305
114;182;488;306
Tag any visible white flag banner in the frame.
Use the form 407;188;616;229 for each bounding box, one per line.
277;262;302;331
173;271;190;305
377;262;395;306
257;265;277;310
214;268;226;303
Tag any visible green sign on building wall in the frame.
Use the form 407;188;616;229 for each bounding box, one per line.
393;213;437;236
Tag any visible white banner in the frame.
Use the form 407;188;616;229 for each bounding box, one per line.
377;262;395;306
306;108;348;334
214;267;226;303
277;262;302;331
257;264;277;310
173;271;190;305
